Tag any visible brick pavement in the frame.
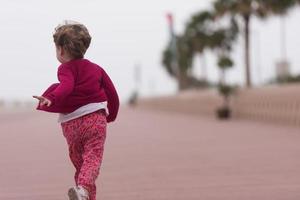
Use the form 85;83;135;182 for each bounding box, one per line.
1;107;300;200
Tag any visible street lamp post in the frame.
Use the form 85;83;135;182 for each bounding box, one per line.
166;13;180;89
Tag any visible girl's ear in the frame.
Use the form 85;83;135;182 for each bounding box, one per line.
59;46;64;56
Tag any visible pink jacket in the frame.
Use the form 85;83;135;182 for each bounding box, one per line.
37;59;119;123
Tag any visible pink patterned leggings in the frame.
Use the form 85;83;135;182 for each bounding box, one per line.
61;110;107;200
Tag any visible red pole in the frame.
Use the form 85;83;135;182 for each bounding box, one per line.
166;13;179;88
166;13;174;36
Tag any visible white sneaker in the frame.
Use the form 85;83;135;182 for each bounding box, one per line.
68;185;89;200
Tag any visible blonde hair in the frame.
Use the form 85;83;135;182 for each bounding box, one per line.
53;21;91;59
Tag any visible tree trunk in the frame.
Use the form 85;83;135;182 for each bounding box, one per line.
178;71;189;90
243;14;251;88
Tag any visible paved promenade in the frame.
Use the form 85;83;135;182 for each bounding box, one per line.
1;106;300;200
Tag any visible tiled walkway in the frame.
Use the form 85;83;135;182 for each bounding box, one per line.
1;106;300;200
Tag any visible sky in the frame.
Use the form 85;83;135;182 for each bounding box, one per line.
0;0;300;103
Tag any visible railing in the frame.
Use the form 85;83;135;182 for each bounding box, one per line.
138;89;222;116
138;84;300;126
232;84;300;126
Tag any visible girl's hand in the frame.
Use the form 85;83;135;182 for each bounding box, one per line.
32;95;52;107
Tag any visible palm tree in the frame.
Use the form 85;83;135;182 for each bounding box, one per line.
213;0;296;88
175;36;194;89
186;11;238;52
262;0;297;14
185;11;214;52
184;10;238;81
184;11;214;81
162;9;239;91
162;35;194;90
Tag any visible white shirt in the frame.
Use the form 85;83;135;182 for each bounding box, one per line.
58;102;109;123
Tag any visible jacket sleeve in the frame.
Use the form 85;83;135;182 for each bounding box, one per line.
36;83;58;111
101;68;119;123
44;65;75;106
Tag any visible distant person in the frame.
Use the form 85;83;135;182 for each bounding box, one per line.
33;21;119;200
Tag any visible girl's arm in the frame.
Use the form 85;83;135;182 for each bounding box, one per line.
44;66;75;106
101;68;119;123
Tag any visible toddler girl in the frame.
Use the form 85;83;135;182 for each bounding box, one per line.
33;21;119;200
